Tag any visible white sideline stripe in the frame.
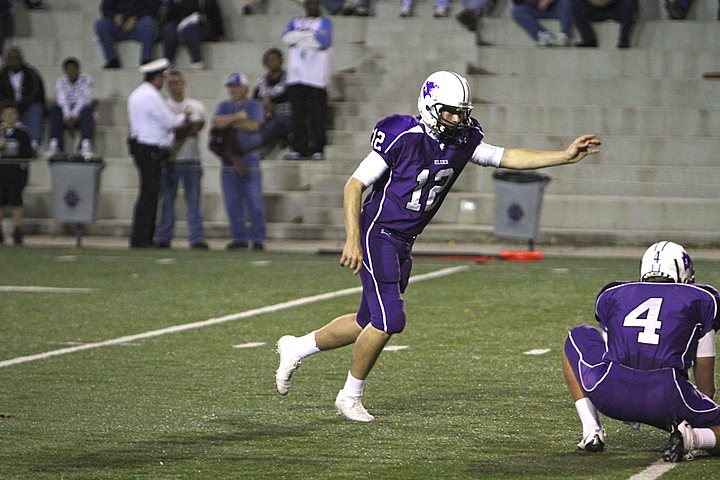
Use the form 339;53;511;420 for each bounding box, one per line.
383;345;408;352
233;342;266;349
627;461;677;480
524;348;551;355
0;286;96;293
0;265;468;368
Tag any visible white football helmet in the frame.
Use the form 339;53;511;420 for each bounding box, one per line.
640;241;695;284
418;71;474;141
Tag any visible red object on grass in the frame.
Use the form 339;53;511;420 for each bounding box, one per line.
499;250;544;261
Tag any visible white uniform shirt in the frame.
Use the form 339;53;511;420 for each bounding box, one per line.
166;96;205;162
127;82;185;148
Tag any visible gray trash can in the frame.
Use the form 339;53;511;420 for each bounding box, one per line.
492;170;550;250
49;155;104;246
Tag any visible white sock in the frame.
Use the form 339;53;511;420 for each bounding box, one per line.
575;398;601;435
342;371;365;397
295;331;320;360
694;427;716;449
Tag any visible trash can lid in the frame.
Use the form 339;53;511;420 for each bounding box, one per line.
492;170;550;183
48;154;104;164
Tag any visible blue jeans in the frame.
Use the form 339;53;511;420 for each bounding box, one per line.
20;102;44;147
511;0;572;39
155;161;206;245
94;15;157;65
220;165;265;243
163;20;204;63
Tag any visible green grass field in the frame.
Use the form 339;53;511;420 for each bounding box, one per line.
1;246;718;479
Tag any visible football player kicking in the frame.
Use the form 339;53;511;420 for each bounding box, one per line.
275;70;601;422
564;241;720;461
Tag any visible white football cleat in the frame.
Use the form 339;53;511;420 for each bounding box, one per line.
275;335;301;395
663;416;695;462
577;428;606;452
335;390;375;422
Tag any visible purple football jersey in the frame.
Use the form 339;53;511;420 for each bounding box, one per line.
360;114;485;237
595;281;719;372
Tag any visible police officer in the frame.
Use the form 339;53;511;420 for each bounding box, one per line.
127;58;189;248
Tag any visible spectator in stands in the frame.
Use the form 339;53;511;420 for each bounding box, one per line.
511;0;572;47
154;69;208;250
127;58;190;249
162;0;206;69
400;0;455;17
252;47;291;154
46;57;95;159
0;0;11;57
0;100;34;245
572;0;637;49
95;0;160;68
340;0;371;15
211;73;267;250
0;46;46;154
281;0;332;161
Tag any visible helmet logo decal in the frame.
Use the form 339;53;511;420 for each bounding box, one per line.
422;81;438;99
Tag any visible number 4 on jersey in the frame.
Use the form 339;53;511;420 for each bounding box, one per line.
623;297;663;345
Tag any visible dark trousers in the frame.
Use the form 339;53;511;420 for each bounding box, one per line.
287;84;327;157
572;0;636;45
163;20;204;64
130;143;168;248
49;104;95;151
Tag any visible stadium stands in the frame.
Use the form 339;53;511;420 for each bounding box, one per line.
10;0;720;247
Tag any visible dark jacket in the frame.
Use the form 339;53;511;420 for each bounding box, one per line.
0;64;46;115
100;0;160;19
163;0;224;41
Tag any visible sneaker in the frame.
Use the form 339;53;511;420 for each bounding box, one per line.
45;138;60;157
0;228;4;245
399;0;413;17
433;5;448;17
577;428;606;452
537;30;554;47
103;58;121;69
283;151;302;161
12;227;23;246
252;242;264;250
355;5;369;16
226;240;249;250
456;8;477;31
153;240;170;249
310;152;325;161
190;241;209;250
80;139;94;159
556;32;570;47
275;335;301;395
341;1;356;15
188;62;205;70
335;390;375;422
663;416;695;462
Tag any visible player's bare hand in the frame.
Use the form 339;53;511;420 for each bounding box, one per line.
565;134;601;163
340;240;363;275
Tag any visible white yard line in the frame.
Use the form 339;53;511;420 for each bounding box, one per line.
627;460;677;480
0;286;96;293
0;265;468;369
